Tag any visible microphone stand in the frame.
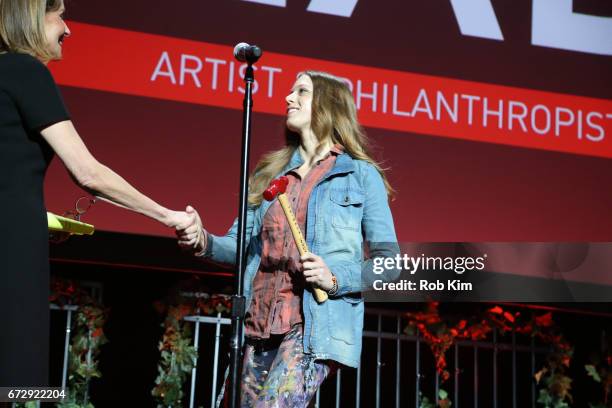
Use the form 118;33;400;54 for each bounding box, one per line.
229;53;259;408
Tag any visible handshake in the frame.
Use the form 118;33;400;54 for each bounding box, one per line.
164;204;335;295
166;205;206;255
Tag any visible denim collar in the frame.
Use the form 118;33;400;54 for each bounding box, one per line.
283;146;355;179
257;145;357;233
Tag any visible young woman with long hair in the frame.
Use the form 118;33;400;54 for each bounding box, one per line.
179;70;399;407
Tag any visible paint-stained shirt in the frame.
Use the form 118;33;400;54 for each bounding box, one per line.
244;145;343;339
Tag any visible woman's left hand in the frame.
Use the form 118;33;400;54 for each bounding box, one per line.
301;252;335;292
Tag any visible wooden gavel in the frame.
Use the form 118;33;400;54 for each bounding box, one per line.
263;176;328;303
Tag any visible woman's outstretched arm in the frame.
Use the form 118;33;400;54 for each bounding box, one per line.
41;120;192;228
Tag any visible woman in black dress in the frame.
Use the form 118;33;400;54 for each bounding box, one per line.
0;0;193;387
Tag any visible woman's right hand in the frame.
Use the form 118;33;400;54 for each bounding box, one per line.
176;206;206;254
164;209;193;229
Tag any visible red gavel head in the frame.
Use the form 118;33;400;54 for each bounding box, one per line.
263;176;289;201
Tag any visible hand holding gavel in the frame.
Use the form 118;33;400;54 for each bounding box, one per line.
264;176;330;303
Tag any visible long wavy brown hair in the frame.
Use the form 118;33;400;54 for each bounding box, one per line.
248;70;394;206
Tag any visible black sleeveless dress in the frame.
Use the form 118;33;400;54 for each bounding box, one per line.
0;52;70;386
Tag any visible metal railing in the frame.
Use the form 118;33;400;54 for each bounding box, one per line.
50;303;79;391
181;307;552;408
314;308;551;408
183;314;231;408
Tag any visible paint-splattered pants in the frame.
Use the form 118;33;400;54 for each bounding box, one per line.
240;324;333;407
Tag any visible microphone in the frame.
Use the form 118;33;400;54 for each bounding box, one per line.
233;42;262;63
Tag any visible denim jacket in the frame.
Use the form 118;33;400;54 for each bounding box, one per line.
204;148;400;368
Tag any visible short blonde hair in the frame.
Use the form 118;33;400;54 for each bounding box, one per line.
0;0;62;62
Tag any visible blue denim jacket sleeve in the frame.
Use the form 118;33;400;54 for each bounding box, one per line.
329;164;401;296
202;205;257;266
